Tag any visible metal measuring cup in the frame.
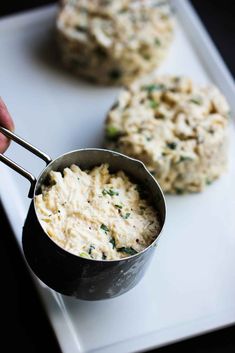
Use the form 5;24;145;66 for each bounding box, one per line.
0;127;166;300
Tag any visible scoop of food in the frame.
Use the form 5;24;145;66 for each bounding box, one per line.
56;0;173;84
105;75;230;193
35;163;160;260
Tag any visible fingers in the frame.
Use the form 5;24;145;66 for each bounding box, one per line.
0;97;15;153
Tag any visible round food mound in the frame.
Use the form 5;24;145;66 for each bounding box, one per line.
35;164;160;260
105;76;230;193
56;0;173;85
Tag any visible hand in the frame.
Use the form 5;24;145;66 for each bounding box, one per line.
0;98;15;153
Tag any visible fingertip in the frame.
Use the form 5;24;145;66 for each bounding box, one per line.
0;97;15;132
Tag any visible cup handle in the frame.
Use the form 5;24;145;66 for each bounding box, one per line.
0;127;52;198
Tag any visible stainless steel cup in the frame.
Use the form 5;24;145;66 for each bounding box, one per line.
0;127;166;300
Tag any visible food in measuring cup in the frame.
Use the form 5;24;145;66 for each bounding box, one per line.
35;163;160;260
56;0;173;84
105;75;230;193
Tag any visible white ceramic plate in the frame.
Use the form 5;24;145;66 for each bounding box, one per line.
0;1;235;352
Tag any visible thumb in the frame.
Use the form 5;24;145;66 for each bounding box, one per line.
0;98;15;153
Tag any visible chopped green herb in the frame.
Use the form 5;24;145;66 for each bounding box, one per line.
79;252;90;259
177;155;194;163
143;53;151;60
57;209;61;213
149;169;156;176
102;188;119;196
146;136;153;141
189;97;202;105
167;142;177;150
206;179;213;185
122;212;131;219
109;189;119;196
149;99;159;109
75;25;87;32
89;245;95;255
102;252;107;260
117;247;138;255
175;188;184;195
100;223;109;233
208;128;215;134
173;76;181;83
109;68;122;80
77;177;80;180
155;112;166;119
154;38;161;46
105;125;121;140
142;83;166;93
100;0;111;5
109;237;116;248
114;204;123;209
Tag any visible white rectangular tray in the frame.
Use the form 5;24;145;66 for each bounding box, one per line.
0;1;235;352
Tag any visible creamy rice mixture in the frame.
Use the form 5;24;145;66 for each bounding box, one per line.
35;164;160;260
56;0;173;84
105;75;230;193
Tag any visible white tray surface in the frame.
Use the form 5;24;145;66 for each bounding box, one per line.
0;2;235;353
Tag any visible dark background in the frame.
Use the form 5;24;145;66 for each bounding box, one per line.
0;1;234;352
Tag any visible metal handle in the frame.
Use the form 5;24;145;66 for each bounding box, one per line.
0;127;52;198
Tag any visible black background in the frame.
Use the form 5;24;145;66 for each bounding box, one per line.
0;1;234;352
